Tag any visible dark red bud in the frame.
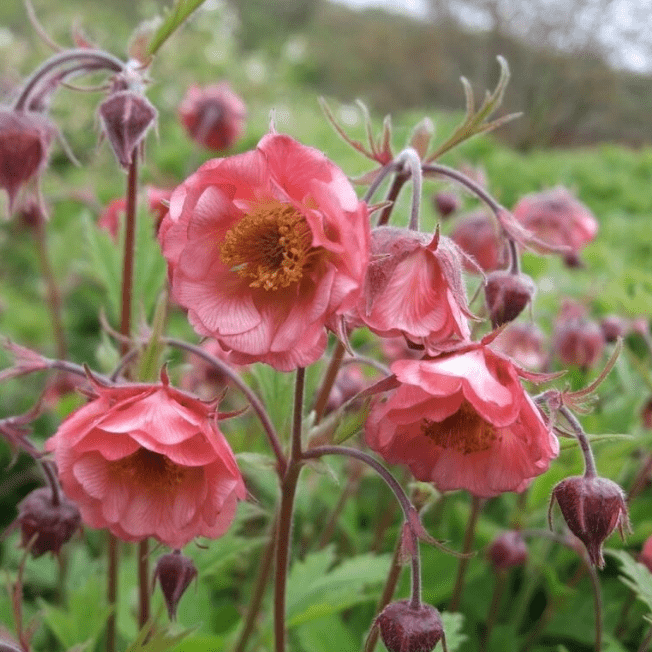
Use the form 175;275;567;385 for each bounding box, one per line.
600;315;628;344
553;319;605;370
549;475;629;568
99;90;157;168
642;397;652;430
433;192;460;219
153;551;197;620
0;109;55;213
487;530;528;570
485;271;536;328
17;486;81;557
376;600;445;652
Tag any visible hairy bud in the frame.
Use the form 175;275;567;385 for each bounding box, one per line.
487;530;528;570
553;318;605;370
484;271;536;328
376;600;445;652
599;315;628;344
99;90;156;168
549;475;630;568
153;551;197;620
17;487;81;557
432;192;460;219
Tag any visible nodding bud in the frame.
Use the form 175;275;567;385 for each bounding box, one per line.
484;271;536;328
599;315;628;344
553;318;605;370
0;109;56;214
17;487;81;558
153;551;197;620
487;530;528;570
99;90;156;168
376;600;445;652
639;536;652;573
549;475;630;569
432;192;460;219
641;397;652;430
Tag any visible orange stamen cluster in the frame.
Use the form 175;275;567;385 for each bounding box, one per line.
111;448;185;490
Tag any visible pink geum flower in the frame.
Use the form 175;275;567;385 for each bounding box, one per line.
512;187;598;267
350;226;471;352
159;132;370;371
179;82;246;151
449;210;507;273
45;371;246;549
365;342;558;497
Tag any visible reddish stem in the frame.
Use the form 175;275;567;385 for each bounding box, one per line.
312;341;345;423
138;539;149;627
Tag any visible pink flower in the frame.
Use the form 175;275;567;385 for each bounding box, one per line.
146;185;173;231
639;536;652;573
179;83;246;151
553;302;605;370
350;227;471;352
159;132;370;371
450;211;507;273
512;187;598;266
45;373;246;548
490;322;547;371
365;343;558;497
98;198;126;240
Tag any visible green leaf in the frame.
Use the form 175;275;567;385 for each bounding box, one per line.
296;615;358;652
126;621;195;652
440;612;467;652
146;0;209;56
607;549;652;613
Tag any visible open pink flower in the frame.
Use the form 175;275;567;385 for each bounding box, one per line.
349;226;471;351
365;343;558;497
512;187;598;266
45;373;246;549
159;132;370;371
179;82;246;151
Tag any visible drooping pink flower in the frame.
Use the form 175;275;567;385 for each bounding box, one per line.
0;108;56;214
365;343;558;497
449;211;507;273
512;187;598;266
98;197;126;240
490;322;547;372
45;372;246;549
349;226;471;352
553;302;605;370
179;82;246;151
159;132;370;371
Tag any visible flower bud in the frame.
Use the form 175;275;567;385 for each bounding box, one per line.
599;315;628;344
17;486;81;557
490;322;547;371
376;600;445;652
639;536;652;573
484;271;536;328
642;397;652;430
432;191;460;219
553;318;605;370
99;90;157;168
487;530;528;570
450;211;507;273
0;108;56;213
549;475;630;568
153;551;197;620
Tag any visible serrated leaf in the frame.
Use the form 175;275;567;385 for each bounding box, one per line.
607;549;652;613
146;0;209;56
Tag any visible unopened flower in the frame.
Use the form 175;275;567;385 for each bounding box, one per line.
432;191;460;219
159;132;370;371
553;312;605;370
0;108;56;213
512;187;598;266
153;551;197;620
98;197;126;240
549;475;629;568
639;536;652;573
599;314;629;343
99;89;157;168
487;530;528;570
365;343;558;497
450;211;507;273
349;227;471;352
484;270;536;328
489;322;547;371
16;486;81;557
376;600;445;652
45;372;246;548
179;82;246;151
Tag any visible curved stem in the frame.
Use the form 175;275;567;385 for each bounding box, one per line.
40;460;61;507
313;341;345;424
376;170;408;227
14;49;124;110
364;162;399;205
409;527;421;609
559;405;597;478
165;338;285;476
507;238;520;275
394;148;422;231
449;494;483;611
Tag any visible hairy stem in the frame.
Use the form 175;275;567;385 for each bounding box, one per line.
559;405;597;478
377;171;409;227
312;340;346;423
138;539;149;628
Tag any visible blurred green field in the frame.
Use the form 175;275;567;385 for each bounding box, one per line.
2;3;652;652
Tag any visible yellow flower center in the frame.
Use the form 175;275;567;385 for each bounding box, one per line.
421;400;499;455
220;201;318;291
111;448;185;490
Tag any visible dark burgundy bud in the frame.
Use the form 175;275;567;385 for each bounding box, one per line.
548;475;630;568
376;600;445;652
153;551;197;620
487;530;528;570
432;192;460;219
99;90;156;168
553;318;605;370
484;271;536;328
642;397;652;430
0;108;55;213
17;486;81;557
17;198;46;230
599;315;628;344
